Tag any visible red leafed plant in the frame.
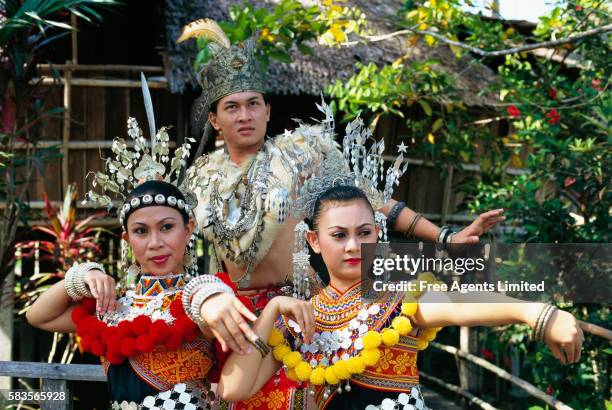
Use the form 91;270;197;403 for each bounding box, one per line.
15;184;107;311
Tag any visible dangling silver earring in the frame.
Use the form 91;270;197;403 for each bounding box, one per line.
183;232;198;279
120;238;139;291
292;221;311;300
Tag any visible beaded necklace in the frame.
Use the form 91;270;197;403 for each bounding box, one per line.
268;283;442;399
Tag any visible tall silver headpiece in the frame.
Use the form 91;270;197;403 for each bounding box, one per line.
291;99;409;299
293;100;409;235
84;74;201;286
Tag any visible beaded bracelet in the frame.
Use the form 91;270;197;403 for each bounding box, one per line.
386;201;406;232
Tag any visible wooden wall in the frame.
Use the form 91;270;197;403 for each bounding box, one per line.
33;70;188;203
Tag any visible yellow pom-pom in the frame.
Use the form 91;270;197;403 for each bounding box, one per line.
272;344;291;361
361;348;381;366
422;328;438;341
381;328;400;346
268;328;285;347
295;361;312;382
391;316;413;336
324;365;340;385
418;272;437;284
285;367;298;381
282;351;302;368
347;356;366;374
363;331;382;349
333;360;351;380
310;367;326;385
401;301;419;316
416;339;429;350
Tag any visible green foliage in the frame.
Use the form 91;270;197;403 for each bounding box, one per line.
194;0;366;72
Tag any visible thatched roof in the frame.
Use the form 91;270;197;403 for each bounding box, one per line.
165;0;498;106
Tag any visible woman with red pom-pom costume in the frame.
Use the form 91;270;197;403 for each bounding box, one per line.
26;77;217;410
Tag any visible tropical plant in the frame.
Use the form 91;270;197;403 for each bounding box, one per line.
0;0;117;290
15;184;107;363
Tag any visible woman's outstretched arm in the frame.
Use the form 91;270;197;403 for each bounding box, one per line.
412;291;584;364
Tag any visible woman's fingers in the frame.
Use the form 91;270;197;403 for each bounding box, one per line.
222;314;252;355
301;303;315;344
549;343;566;364
560;344;575;363
232;297;258;323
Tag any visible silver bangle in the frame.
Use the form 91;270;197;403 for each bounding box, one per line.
65;262;104;301
189;283;234;326
181;275;234;324
537;305;557;342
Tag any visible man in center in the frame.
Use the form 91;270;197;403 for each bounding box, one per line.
179;19;505;409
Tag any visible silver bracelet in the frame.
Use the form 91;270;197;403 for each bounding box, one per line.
189;283;235;326
537;305;557;342
181;275;234;325
65;262;104;301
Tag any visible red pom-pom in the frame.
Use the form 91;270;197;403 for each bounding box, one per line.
175;315;197;336
108;334;123;349
169;298;185;318
116;321;134;337
136;334;155;353
89;321;107;338
71;306;90;325
120;337;138;357
149;320;171;343
101;327;115;343
81;298;97;312
105;349;125;365
132;315;152;335
90;338;106;356
237;296;254;313
184;329;199;343
80;335;92;352
76;316;96;336
163;333;183;351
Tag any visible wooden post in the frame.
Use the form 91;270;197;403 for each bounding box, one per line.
459;326;481;398
0;249;16;390
41;378;72;410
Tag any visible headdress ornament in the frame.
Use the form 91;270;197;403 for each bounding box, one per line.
177;19;266;157
290;99;409;299
293;100;410;233
83;74;200;283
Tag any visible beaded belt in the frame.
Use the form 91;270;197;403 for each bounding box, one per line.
111;381;215;410
365;386;428;410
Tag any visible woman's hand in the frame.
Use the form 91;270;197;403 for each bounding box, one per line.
200;293;258;354
271;296;315;344
452;209;505;244
83;269;118;314
543;309;584;364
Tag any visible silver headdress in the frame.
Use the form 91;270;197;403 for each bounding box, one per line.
293;101;409;237
84;74;200;287
291;99;409;299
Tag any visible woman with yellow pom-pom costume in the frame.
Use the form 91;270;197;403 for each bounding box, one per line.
216;105;584;409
